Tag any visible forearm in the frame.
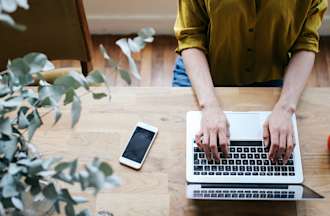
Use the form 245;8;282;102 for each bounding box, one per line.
276;51;315;113
181;48;220;109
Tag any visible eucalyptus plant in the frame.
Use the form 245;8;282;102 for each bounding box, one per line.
0;1;156;215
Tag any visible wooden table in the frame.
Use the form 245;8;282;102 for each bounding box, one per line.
34;87;330;216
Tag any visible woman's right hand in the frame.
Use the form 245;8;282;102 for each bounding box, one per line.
195;105;230;161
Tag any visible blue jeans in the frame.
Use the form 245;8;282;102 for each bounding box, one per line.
172;57;283;87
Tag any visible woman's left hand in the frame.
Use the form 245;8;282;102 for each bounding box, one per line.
263;103;296;164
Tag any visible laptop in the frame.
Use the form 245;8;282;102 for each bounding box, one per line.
186;111;323;200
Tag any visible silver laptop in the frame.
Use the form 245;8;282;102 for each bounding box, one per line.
186;111;323;200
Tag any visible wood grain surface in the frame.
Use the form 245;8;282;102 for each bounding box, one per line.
32;87;330;216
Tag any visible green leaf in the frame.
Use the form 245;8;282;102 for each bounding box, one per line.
0;117;12;135
17;107;30;129
42;183;58;201
99;45;118;68
23;53;48;74
1;0;17;13
77;209;92;216
99;162;113;177
61;189;76;205
116;39;141;80
53;107;62;125
64;88;75;105
72;196;88;204
54;76;81;91
55;162;71;173
27;110;42;141
11;197;23;210
71;95;81;128
118;68;132;85
67;71;89;90
0;137;18;161
8;58;33;85
65;203;75;216
86;70;106;85
9;163;25;175
92;93;107;100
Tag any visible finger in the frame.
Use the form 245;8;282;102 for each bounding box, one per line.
277;132;287;161
263;121;270;148
202;131;211;160
226;122;231;138
269;129;279;162
210;132;220;161
284;134;294;164
219;131;229;157
195;131;203;150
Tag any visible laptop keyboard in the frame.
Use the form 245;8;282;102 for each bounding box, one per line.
193;189;296;199
193;141;295;177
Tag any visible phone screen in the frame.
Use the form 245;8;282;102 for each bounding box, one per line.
122;127;156;163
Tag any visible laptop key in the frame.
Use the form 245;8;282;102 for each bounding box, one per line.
194;166;203;171
194;147;201;152
201;172;207;175
245;172;251;176
237;148;242;152
261;154;267;159
201;159;207;165
249;160;255;165
218;166;224;171
257;147;263;153
194;154;198;160
248;154;253;159
244;148;249;152
222;160;228;165
230;147;235;152
199;153;205;158
236;160;242;165
247;167;252;171
194;172;200;175
257;160;262;165
287;160;294;165
243;160;248;165
223;172;230;175
251;148;256;153
255;154;260;159
252;172;258;176
216;172;222;175
194;160;200;165
209;172;214;175
212;166;217;171
289;166;295;172
238;172;244;176
233;166;238;171
225;166;231;171
239;166;245;171
241;154;247;159
205;166;210;171
229;160;234;165
253;166;259;172
234;153;239;158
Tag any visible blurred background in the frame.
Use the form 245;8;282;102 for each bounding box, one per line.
47;0;330;86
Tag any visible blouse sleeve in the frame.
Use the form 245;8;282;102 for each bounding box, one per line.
174;0;209;54
291;0;328;53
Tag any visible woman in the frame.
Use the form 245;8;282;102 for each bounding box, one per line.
173;0;327;163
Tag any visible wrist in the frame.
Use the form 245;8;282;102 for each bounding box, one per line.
200;100;220;111
275;99;296;115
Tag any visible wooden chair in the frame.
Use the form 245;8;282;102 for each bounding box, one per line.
0;0;93;82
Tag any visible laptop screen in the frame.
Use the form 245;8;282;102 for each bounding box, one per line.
187;183;323;200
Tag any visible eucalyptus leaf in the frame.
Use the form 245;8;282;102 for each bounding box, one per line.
42;183;58;201
0;117;12;135
27;110;42;141
86;70;106;85
77;209;92;216
23;53;48;74
118;68;131;85
11;197;23;210
116;38;141;80
0;137;18;161
65;203;75;216
92;93;107;100
99;162;113;177
71;95;81;128
1;0;17;13
8;58;33;85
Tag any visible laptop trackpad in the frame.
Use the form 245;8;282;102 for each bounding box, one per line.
226;113;262;140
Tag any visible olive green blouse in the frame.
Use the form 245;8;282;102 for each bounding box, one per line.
174;0;328;86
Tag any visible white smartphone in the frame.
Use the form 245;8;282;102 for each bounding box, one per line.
119;122;158;170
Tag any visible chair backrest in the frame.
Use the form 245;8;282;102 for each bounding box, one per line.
0;0;93;75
